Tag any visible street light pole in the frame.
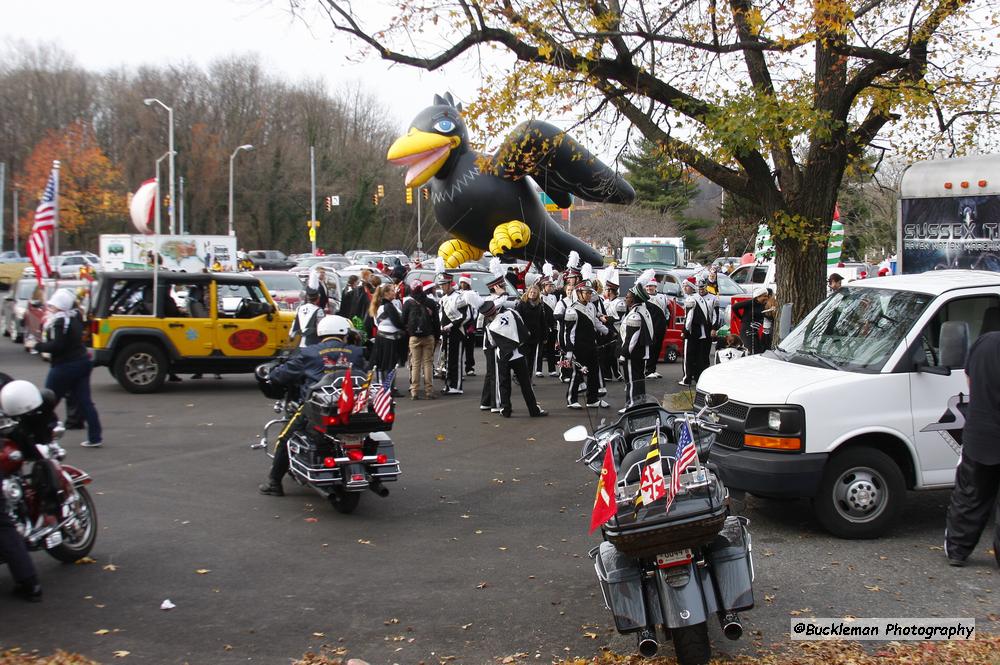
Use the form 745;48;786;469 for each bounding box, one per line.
144;98;176;235
153;151;172;317
228;144;254;238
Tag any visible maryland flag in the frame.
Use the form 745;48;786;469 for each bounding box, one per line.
589;445;618;533
352;370;375;414
634;424;667;514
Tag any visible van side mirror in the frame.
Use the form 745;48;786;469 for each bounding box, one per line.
704;393;729;408
938;321;969;369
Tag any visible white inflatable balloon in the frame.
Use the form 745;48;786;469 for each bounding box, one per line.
129;179;157;235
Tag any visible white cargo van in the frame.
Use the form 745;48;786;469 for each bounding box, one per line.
695;270;996;538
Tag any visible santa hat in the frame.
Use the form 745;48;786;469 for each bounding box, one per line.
459;273;473;287
878;267;890;277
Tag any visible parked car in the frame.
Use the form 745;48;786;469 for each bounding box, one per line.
2;277;40;342
89;271;296;393
0;250;28;263
247;250;296;271
52;253;101;278
252;270;342;313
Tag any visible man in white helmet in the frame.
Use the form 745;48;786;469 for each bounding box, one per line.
258;315;368;496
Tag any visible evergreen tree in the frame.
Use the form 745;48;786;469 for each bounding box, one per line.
621;139;697;217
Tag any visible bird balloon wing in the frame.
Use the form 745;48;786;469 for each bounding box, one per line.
487;120;636;205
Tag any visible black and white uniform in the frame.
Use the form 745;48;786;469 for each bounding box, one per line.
620;303;654;407
683;293;716;384
645;292;669;375
715;346;747;364
439;288;474;391
553;291;576;382
488;308;544;416
290;302;324;347
371;300;404;387
602;294;626;381
562;300;607;405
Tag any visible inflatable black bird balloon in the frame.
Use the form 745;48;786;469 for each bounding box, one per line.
387;93;635;269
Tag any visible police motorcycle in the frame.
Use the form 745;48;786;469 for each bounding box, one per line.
564;394;754;665
252;360;401;514
0;379;98;563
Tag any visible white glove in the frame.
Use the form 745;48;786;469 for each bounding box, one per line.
565;351;574;361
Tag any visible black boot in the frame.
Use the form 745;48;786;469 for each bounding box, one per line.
258;480;284;496
13;577;42;602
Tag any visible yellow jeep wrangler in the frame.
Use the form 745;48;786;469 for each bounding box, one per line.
89;271;297;393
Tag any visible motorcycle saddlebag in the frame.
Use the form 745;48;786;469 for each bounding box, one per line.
602;472;728;558
706;516;755;612
592;542;662;633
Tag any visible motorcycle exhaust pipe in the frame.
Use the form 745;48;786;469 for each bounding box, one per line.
636;629;658;658
369;482;390;498
720;612;743;641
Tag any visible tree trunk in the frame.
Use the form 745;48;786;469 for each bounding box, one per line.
774;236;828;325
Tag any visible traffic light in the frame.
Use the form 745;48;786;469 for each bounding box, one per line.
324;196;332;211
377;184;385;198
372;193;379;206
422;188;430;201
405;188;413;205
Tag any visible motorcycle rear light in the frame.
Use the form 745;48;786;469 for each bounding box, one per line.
351;474;364;482
322;415;341;426
313;425;327;433
385;412;395;423
90;319;100;335
347;449;364;461
323;456;337;468
376;454;387;464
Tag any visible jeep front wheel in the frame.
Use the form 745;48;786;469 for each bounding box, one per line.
114;342;168;393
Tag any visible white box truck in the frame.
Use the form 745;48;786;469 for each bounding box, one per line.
695;269;998;538
99;234;237;272
899;154;1000;274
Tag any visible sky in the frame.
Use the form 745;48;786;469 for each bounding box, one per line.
0;0;484;134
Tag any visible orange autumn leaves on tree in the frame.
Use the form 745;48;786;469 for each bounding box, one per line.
18;120;125;239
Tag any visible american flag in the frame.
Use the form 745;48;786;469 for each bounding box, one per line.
665;416;699;513
372;368;396;421
27;169;58;283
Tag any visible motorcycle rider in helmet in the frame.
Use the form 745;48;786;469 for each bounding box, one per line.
258;315;369;496
0;376;46;601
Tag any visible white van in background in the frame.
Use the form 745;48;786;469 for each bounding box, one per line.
695;270;996;538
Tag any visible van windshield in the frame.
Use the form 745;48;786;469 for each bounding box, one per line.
778;287;932;373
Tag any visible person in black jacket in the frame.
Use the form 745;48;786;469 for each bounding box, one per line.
401;280;440;399
488;304;547;418
945;331;1000;569
515;284;546;381
34;289;103;448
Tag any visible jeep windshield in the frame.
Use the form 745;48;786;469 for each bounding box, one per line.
776;287;932;373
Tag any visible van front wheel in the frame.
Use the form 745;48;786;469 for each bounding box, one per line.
814;447;905;539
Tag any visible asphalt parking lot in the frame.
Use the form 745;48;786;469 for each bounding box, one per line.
0;342;995;664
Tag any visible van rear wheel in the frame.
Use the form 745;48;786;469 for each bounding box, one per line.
814;447;905;539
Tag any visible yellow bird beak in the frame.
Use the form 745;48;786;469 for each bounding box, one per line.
387;129;461;188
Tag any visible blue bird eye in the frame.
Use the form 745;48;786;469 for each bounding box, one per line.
433;119;456;133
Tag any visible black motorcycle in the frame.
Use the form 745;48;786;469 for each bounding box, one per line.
252;361;401;513
564;394;754;665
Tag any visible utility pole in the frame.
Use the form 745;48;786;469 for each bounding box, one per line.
416;186;423;261
309;146;317;254
179;176;185;234
12;185;18;254
0;162;5;253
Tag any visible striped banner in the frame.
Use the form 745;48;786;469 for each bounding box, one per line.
755;205;843;264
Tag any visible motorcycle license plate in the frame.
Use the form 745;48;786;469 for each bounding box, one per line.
45;531;63;548
655;548;692;569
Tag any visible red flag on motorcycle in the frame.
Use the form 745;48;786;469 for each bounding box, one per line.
589;445;618;533
337;367;354;420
